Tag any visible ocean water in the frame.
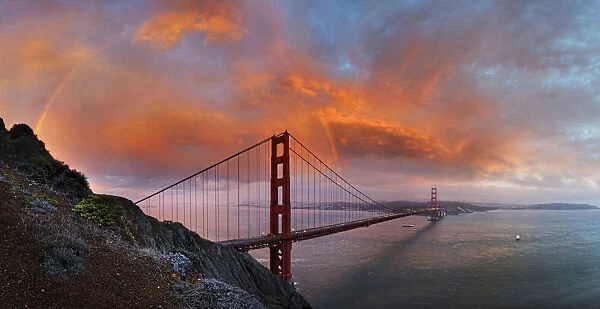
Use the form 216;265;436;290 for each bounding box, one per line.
251;210;600;308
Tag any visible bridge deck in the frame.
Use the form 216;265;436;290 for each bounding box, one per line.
218;208;443;251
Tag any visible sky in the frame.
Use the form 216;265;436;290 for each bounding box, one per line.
1;0;599;205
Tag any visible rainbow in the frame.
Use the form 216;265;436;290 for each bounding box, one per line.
34;67;78;134
318;116;339;163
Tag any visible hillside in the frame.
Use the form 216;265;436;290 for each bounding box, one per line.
0;118;310;308
0;164;178;307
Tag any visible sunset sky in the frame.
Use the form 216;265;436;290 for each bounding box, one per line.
1;0;599;205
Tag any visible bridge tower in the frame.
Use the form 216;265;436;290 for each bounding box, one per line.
430;187;438;208
428;187;444;221
270;131;292;281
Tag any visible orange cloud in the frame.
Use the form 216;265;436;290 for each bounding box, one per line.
280;75;365;108
318;109;454;161
136;10;243;49
40;101;255;179
314;107;521;179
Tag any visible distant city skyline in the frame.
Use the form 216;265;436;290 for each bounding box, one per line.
2;1;599;205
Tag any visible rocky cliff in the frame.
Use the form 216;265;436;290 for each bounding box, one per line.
104;194;310;308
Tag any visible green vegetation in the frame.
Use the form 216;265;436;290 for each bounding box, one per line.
74;195;124;226
74;194;135;242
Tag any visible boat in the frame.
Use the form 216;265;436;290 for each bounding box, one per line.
515;234;521;241
402;224;415;228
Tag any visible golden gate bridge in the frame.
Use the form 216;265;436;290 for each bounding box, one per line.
135;131;444;281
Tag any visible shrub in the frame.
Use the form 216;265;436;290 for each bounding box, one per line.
22;213;89;277
42;246;84;276
0;122;91;203
38;216;88;253
49;164;90;203
73;195;136;242
8;123;35;139
74;195;124;226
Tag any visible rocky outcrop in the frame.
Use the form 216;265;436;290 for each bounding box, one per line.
174;279;267;309
109;195;310;308
0;117;6;132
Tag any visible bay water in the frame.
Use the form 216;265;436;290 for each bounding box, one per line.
251;209;600;308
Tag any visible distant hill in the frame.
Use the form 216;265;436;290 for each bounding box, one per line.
526;203;598;210
381;201;494;215
381;201;598;214
481;203;599;210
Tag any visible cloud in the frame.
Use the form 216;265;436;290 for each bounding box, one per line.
1;0;599;204
316;108;519;180
136;9;243;49
318;109;452;161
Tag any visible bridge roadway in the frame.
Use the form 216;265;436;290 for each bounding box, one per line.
218;207;443;251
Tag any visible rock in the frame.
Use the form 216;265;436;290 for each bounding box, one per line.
166;252;192;279
174;278;267;309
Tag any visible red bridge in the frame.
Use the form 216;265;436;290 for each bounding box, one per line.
136;131;444;281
